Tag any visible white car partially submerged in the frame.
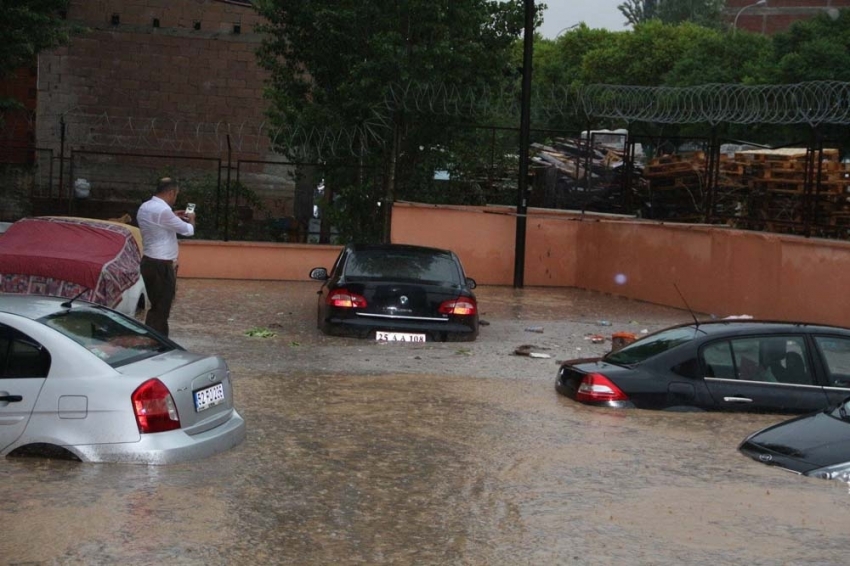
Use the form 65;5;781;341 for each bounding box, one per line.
0;294;245;464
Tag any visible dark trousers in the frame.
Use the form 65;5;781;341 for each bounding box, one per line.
140;256;177;336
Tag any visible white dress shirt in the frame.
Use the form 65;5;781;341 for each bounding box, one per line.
137;196;194;260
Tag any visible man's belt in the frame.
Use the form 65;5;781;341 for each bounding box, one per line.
142;255;176;264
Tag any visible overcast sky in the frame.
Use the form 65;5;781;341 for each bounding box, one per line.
539;1;628;37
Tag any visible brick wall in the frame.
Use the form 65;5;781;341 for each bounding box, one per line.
724;0;850;34
33;0;299;222
38;0;270;153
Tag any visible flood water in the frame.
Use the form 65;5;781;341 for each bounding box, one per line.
1;281;849;564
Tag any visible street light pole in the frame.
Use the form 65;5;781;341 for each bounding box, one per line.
733;0;767;35
554;23;580;38
514;0;534;288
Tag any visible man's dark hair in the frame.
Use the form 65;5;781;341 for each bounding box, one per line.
155;177;179;194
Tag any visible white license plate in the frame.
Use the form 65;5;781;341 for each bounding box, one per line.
376;331;426;343
194;383;225;412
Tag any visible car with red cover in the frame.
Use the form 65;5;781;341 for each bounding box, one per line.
0;217;146;316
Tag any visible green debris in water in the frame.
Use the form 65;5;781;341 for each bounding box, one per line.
245;327;277;338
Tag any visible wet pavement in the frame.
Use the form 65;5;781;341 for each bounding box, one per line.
2;280;850;565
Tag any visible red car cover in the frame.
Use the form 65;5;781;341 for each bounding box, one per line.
0;217;142;308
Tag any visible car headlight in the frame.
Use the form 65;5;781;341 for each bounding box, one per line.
805;462;850;481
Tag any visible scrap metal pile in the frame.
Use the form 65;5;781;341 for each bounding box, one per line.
528;135;638;214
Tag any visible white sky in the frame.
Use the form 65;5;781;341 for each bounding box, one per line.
539;0;629;37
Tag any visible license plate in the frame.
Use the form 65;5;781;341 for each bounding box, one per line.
376;331;426;343
194;383;225;412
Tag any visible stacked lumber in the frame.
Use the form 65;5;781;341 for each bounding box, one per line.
722;148;850;235
640;152;746;221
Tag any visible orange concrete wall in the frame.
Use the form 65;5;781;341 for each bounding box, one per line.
391;202;850;327
178;240;341;281
175;201;850;327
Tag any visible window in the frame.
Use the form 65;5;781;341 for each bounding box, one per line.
605;326;697;365
702;336;814;385
702;341;735;378
345;250;462;286
0;325;51;379
814;336;850;387
39;307;173;368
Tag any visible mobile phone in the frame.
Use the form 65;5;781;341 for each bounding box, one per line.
186;203;196;214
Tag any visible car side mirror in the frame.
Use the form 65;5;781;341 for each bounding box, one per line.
309;267;328;281
466;277;477;290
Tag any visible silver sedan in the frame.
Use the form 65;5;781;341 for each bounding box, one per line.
0;295;245;464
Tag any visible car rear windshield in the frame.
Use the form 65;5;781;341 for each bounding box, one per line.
39;307;173;368
345;250;462;285
604;326;696;365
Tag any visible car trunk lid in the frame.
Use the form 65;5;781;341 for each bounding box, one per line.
119;351;235;433
348;280;462;321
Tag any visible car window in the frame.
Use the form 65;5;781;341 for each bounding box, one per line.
39;307;173;368
706;336;814;385
814;336;850;388
344;250;462;285
0;324;51;379
604;327;697;365
702;341;736;378
671;357;700;378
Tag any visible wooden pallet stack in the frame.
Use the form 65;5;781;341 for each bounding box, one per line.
722;148;850;235
641;152;746;221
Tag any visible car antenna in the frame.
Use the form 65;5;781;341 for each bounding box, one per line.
61;289;89;309
673;283;700;329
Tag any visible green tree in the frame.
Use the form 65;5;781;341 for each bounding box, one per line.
0;0;72;111
618;0;658;26
254;0;534;242
618;0;723;28
770;10;850;82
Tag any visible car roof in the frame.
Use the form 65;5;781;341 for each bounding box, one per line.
675;319;850;336
347;243;455;256
0;294;94;320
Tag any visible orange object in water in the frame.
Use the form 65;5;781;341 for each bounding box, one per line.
611;332;637;351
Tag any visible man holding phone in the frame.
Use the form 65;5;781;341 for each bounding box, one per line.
137;177;196;336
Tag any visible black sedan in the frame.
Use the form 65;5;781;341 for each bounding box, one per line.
556;320;850;414
309;243;479;342
739;397;850;481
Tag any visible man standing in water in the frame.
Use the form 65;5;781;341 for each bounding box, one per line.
137;177;195;336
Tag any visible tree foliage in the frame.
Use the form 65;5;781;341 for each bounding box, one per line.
770;10;850;82
530;14;849;142
618;0;724;28
0;0;72;110
255;0;536;242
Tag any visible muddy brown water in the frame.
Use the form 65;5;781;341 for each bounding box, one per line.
1;280;849;565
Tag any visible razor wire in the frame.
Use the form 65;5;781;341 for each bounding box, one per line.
29;109;391;160
386;81;850;126
7;80;848;160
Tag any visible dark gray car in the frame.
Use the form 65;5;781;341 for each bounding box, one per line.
556;320;850;413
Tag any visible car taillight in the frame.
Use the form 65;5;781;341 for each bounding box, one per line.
132;378;181;433
575;373;629;403
328;290;367;308
439;298;477;316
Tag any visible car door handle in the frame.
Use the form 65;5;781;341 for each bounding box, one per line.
0;395;23;403
723;396;753;403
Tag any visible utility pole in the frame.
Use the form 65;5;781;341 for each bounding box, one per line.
514;0;534;288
